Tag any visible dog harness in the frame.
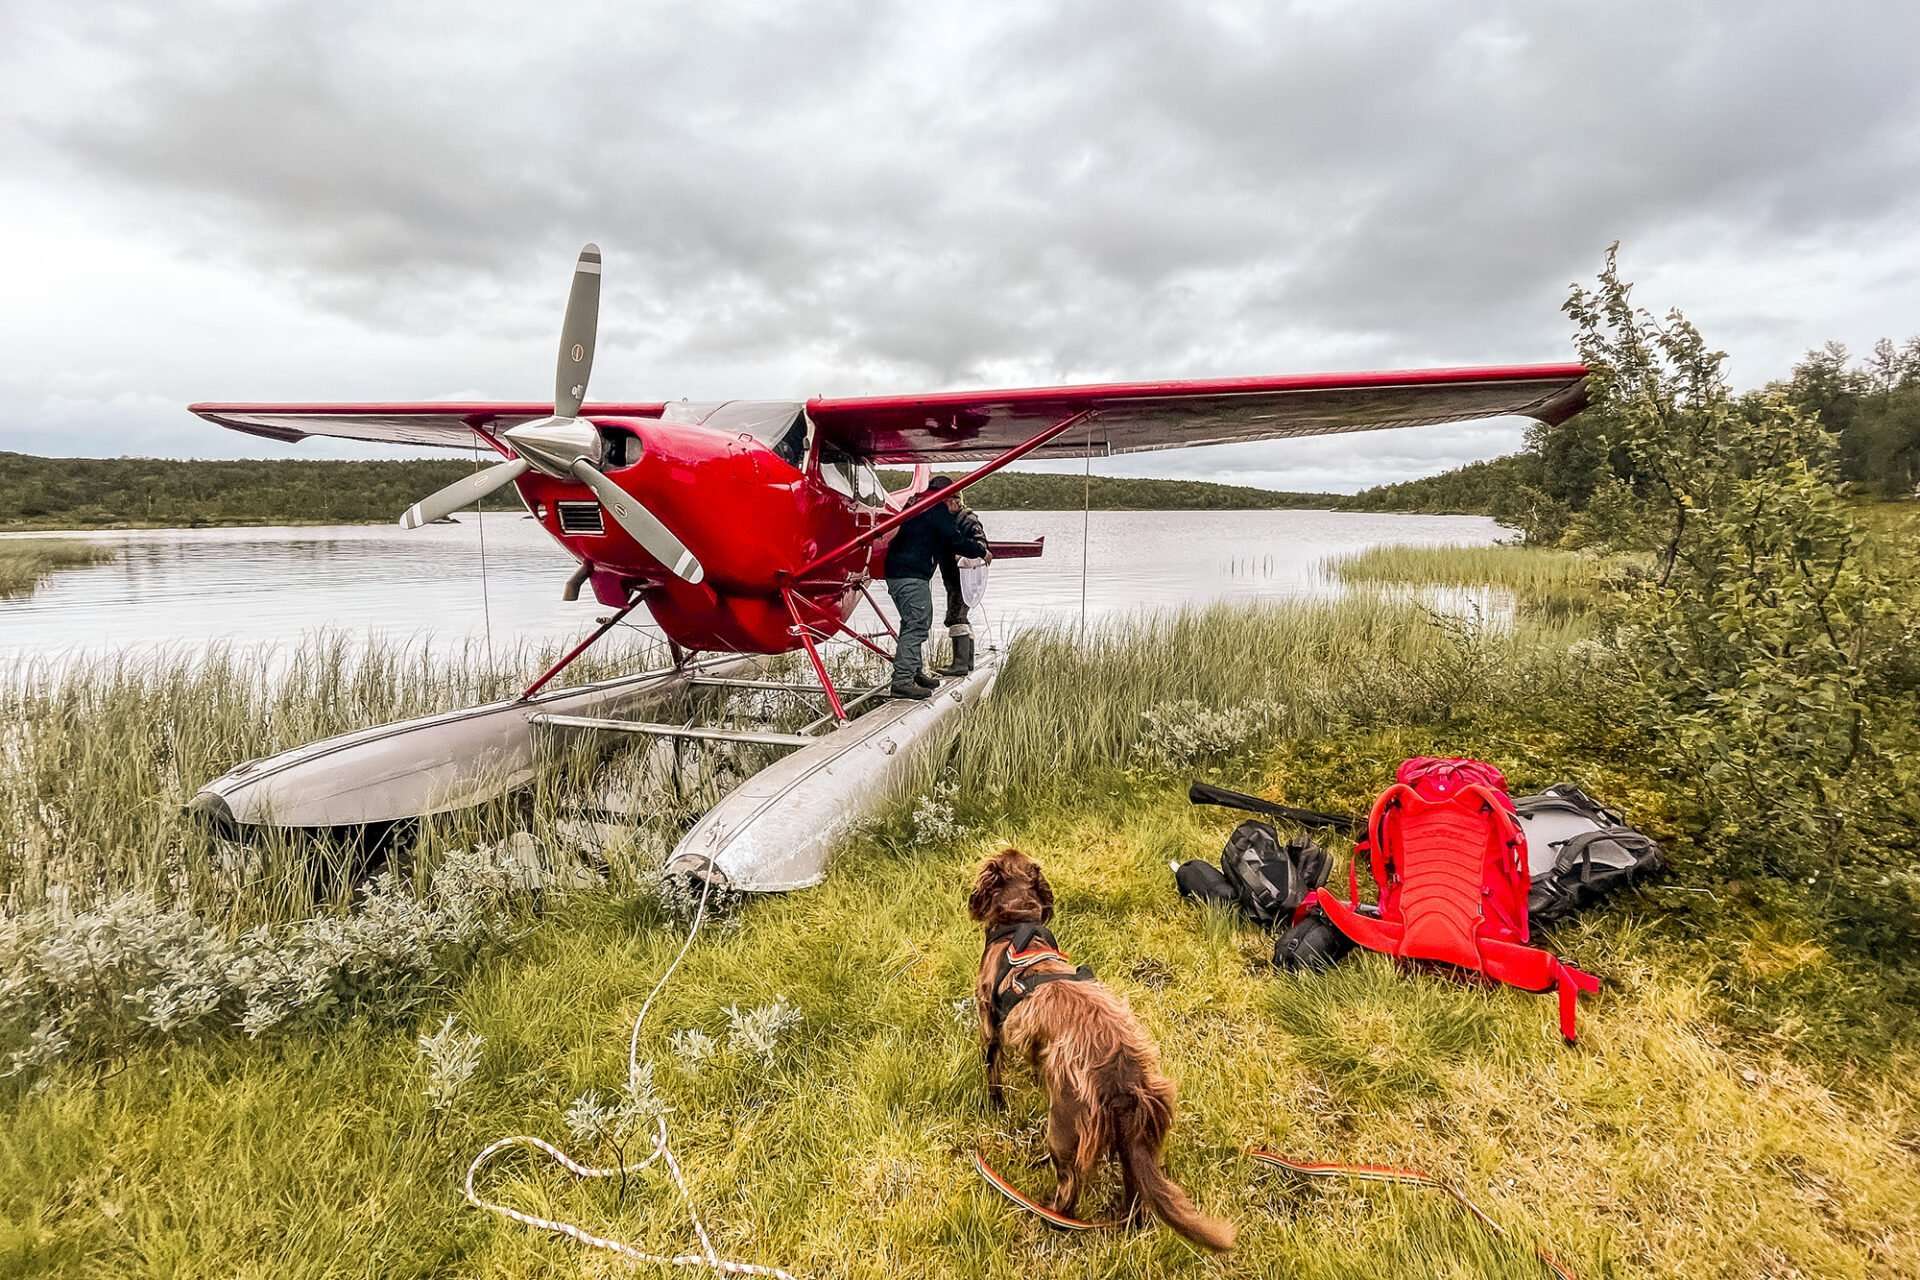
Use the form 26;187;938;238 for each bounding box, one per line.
984;921;1096;1029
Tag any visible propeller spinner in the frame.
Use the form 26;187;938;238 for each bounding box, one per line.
397;244;704;585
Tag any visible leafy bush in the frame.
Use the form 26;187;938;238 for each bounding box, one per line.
907;776;968;849
1558;248;1920;947
418;1014;485;1117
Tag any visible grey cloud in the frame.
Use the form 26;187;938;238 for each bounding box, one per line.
2;1;1916;478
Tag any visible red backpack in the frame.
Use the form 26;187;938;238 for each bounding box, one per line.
1312;757;1600;1043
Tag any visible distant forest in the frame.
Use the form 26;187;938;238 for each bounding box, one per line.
0;453;1342;529
1338;336;1920;518
1336;454;1534;515
877;470;1339;511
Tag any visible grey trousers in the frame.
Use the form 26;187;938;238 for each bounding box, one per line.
886;575;933;687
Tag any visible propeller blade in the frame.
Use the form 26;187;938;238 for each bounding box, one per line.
554;243;602;419
568;458;705;584
398;458;531;528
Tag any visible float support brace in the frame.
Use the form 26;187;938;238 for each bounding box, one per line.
782;588;848;723
859;583;898;639
834;623;895;664
520;600;640;700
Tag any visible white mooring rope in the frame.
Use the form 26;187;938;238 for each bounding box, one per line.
463;874;798;1279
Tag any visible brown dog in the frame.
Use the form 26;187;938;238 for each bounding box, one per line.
969;848;1235;1250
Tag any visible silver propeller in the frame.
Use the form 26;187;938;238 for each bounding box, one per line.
396;243;705;585
398;458;530;528
555;243;600;419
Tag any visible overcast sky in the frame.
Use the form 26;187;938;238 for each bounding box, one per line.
3;2;1915;492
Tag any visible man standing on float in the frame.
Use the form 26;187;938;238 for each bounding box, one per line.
883;476;988;699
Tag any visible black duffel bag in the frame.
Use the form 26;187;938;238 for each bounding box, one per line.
1174;819;1331;932
1273;901;1362;972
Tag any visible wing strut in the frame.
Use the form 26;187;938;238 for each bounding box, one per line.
790;410;1097;581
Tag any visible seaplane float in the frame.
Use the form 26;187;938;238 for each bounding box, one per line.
185;244;1588;894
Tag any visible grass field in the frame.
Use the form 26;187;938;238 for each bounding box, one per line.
0;538;116;597
4;726;1914;1277
3;586;1916;1277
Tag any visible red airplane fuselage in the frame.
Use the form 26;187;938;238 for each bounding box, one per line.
509;412;885;655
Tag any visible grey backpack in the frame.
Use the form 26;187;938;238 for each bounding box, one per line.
1514;784;1663;927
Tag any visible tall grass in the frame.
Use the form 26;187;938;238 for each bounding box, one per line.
0;627;876;922
1;598;1574;917
1327;543;1629;617
0;538;116;597
940;595;1588;820
0;631;670;919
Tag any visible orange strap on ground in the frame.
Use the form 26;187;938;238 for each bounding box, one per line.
1248;1149;1578;1280
969;1151;1120;1232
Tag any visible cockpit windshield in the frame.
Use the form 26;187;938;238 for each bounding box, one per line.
658;399;809;466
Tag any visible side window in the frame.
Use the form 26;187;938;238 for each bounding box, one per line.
817;445;857;498
853;458;887;506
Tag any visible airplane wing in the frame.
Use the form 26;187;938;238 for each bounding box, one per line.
807;364;1587;464
188;401;667;449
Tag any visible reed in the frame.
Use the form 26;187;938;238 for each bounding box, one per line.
1326;542;1627;617
936;595;1588;822
0;631;670;920
0;593;1577;920
0;538;116;597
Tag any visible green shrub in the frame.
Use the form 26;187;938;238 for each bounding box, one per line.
1559;248;1920;951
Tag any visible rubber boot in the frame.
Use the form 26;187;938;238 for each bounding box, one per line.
938;634;975;677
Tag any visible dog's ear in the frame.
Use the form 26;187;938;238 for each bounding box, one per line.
968;859;1005;922
1031;863;1055;923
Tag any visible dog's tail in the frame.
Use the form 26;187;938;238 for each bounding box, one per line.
1113;1084;1236;1252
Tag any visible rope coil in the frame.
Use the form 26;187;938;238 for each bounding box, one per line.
464;875;798;1279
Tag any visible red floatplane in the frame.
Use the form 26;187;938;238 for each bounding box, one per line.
188;244;1588;892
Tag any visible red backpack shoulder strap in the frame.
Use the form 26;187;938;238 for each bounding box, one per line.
1477;936;1601;1042
1459;782;1531;945
1364;782;1415;920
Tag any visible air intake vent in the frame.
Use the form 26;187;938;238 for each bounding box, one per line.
557;502;605;536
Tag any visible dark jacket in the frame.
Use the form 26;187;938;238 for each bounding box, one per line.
938;506;988;585
949;507;988;564
883;500;987;580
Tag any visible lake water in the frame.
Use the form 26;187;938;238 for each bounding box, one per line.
0;510;1505;664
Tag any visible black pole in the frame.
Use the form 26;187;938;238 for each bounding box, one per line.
1186;780;1356;834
